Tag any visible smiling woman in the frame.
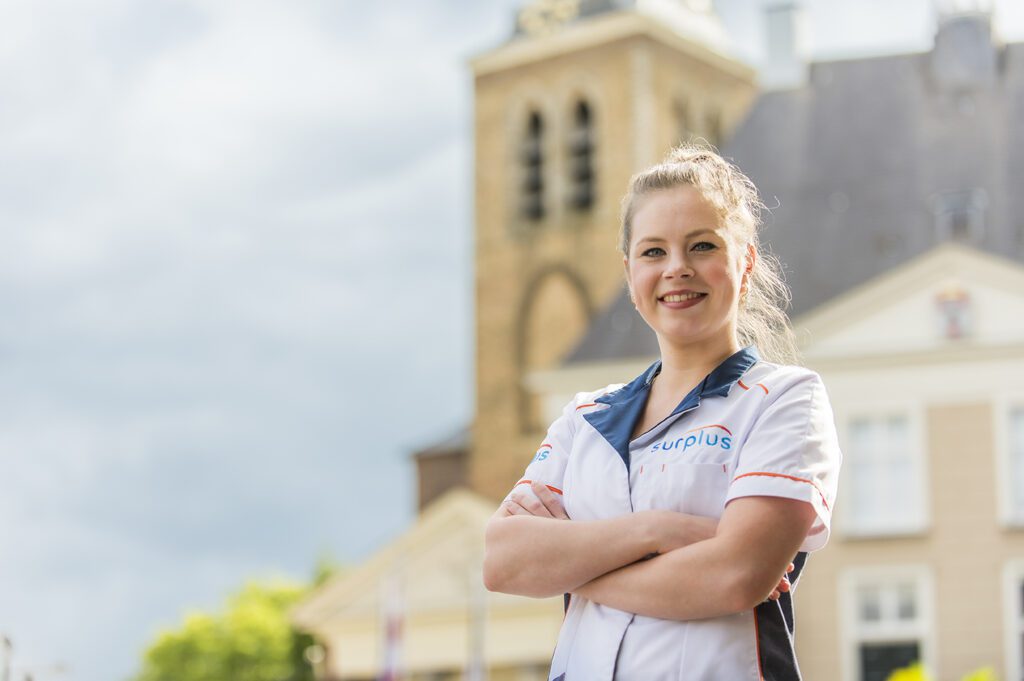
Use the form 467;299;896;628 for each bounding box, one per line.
620;145;798;366
483;144;843;681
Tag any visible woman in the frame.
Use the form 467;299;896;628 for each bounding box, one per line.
483;145;842;681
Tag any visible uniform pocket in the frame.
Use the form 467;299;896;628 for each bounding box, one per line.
648;462;730;518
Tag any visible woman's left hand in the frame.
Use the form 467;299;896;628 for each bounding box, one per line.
500;480;569;519
766;563;795;602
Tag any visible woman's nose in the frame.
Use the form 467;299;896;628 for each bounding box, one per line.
663;254;693;278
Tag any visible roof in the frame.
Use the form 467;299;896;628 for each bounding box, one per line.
794;242;1024;363
565;16;1024;366
290;488;497;631
726;33;1024;318
410;426;470;459
563;285;657;364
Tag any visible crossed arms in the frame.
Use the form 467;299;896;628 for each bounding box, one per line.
483;480;816;621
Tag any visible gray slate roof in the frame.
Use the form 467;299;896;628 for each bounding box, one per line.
563;284;658;365
564;15;1024;366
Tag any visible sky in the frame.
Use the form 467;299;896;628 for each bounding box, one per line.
2;1;1023;680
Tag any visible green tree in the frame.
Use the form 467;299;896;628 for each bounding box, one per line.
887;662;930;681
885;663;1000;681
135;579;317;681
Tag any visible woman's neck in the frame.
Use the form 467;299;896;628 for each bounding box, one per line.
653;335;742;398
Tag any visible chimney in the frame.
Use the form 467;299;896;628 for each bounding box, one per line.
931;0;1000;89
761;2;808;90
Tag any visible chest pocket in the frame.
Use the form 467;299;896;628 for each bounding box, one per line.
639;462;731;519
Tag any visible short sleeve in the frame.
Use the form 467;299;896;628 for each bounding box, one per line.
502;394;581;508
725;370;842;552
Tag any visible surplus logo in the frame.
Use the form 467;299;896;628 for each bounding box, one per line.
651;424;733;454
531;443;553;463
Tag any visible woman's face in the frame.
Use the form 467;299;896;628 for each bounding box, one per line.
624;185;753;353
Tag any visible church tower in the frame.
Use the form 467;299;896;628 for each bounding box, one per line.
468;0;759;500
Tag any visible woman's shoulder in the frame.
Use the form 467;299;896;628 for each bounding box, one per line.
563;384;623;411
743;359;828;399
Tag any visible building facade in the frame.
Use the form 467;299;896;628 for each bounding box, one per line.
295;2;1024;679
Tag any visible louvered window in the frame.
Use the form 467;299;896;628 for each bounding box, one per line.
567;100;594;211
520;111;545;221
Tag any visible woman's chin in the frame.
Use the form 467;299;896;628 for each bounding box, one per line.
653;325;736;352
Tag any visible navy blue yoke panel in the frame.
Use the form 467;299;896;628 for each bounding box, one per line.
582;346;760;472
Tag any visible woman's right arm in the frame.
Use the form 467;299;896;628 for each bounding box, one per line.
483;480;717;598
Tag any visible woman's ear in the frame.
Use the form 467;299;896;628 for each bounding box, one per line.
623;255;635;305
741;244;756;291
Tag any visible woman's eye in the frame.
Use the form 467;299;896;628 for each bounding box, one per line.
691;241;717;252
640;247;665;257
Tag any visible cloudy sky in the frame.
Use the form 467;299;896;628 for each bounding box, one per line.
2;1;1023;680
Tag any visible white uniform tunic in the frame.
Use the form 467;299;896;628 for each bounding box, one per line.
504;347;842;681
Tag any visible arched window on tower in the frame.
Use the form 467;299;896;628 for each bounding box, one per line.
520;111;545;221
567;100;595;211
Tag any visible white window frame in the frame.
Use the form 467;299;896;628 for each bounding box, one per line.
838;564;936;681
838;403;930;538
1002;559;1024;681
994;394;1024;527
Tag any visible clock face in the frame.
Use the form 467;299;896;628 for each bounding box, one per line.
518;0;581;36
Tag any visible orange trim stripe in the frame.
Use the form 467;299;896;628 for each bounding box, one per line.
514;479;563;495
752;609;765;681
732;471;830;511
682;423;733;436
575;402;598;410
738;379;769;395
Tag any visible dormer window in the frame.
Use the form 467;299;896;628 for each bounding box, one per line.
567;100;595;211
520;111;545;221
931;188;986;243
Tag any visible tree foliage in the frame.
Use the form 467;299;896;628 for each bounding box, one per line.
134;579;317;681
886;663;1000;681
960;668;999;681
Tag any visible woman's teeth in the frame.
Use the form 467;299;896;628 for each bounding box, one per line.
662;293;705;302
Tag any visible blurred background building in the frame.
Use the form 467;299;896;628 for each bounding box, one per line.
293;1;1024;679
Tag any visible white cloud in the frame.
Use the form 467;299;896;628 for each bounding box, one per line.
0;1;483;679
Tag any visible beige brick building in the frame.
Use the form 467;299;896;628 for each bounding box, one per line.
788;246;1024;681
294;2;1024;679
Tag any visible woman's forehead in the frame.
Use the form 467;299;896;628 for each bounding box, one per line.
631;187;728;239
632;186;725;226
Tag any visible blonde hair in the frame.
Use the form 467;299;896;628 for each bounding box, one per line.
620;143;800;365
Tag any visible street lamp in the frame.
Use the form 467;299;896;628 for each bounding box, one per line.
2;635;12;681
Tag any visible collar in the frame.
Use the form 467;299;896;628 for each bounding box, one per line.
584;346;760;471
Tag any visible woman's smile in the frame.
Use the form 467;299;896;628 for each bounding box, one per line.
658;290;707;308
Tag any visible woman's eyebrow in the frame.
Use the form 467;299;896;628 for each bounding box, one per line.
636;229;717;244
